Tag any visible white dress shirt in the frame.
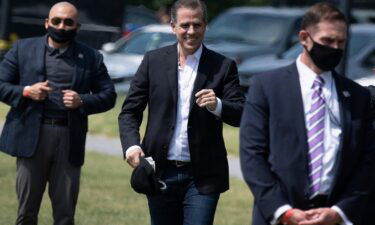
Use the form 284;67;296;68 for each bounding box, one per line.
271;55;352;225
126;44;222;161
167;45;203;161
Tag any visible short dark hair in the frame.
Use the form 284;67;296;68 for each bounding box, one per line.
301;2;347;30
170;0;207;23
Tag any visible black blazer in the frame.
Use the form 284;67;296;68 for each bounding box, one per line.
119;44;245;194
240;63;375;225
0;36;116;166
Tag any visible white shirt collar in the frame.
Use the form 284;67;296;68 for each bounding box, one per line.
177;44;203;61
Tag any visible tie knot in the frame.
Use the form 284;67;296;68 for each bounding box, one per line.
313;76;324;89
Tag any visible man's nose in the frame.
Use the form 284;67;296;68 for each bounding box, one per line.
332;42;339;49
56;22;65;29
187;25;195;34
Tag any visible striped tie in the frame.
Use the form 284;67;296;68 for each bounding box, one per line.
307;76;325;196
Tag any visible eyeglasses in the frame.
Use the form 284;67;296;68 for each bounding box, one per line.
50;17;75;27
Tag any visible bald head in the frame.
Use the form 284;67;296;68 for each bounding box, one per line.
49;2;78;21
45;1;80;31
45;1;80;46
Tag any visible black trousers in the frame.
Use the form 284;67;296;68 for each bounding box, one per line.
15;124;81;225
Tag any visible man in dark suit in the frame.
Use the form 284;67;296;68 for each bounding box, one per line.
240;3;375;225
118;0;244;224
0;2;116;225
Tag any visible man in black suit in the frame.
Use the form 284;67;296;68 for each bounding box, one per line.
240;2;375;225
118;0;244;224
0;2;116;225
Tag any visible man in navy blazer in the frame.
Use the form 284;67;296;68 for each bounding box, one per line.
240;3;375;225
119;0;244;224
0;2;116;225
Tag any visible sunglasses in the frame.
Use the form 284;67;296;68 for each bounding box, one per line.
50;17;76;27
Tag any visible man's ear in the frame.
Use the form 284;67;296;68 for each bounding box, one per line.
299;30;309;46
44;18;49;30
170;22;176;34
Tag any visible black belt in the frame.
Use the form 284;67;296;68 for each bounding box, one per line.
308;194;328;208
166;160;191;168
42;118;68;126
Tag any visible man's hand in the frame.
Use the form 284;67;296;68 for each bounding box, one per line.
126;147;145;168
298;208;342;225
62;90;83;109
195;89;217;111
24;80;52;101
283;209;309;225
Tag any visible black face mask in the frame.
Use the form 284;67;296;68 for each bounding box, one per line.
306;35;344;71
47;26;77;43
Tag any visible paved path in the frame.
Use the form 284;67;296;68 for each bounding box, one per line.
86;133;244;179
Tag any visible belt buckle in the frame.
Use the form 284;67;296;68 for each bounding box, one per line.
174;161;183;167
175;160;189;167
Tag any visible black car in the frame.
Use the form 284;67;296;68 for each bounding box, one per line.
204;7;306;64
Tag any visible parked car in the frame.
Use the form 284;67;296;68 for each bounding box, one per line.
101;24;175;92
238;24;375;88
204;7;306;64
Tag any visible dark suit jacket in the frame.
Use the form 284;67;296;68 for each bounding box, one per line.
119;44;245;194
0;35;116;166
240;63;375;225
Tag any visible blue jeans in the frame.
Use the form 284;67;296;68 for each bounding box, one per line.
147;164;220;225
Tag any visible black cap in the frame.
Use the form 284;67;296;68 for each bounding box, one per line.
130;158;166;196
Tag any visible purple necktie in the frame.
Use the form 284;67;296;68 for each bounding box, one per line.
307;76;325;196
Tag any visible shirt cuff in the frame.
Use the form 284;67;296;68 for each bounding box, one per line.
331;206;353;225
207;97;222;117
271;204;292;225
125;145;141;159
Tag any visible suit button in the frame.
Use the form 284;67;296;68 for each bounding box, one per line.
187;126;192;129
162;145;168;150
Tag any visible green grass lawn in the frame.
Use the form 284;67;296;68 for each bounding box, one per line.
0;152;253;224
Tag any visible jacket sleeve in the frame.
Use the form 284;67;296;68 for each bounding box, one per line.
335;90;375;224
220;59;245;127
79;52;116;115
240;75;289;222
118;53;149;156
0;41;26;108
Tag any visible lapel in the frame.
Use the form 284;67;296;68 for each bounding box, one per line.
285;63;311;189
329;72;352;195
35;36;47;82
70;41;85;90
165;44;178;104
189;45;211;112
333;72;352;155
